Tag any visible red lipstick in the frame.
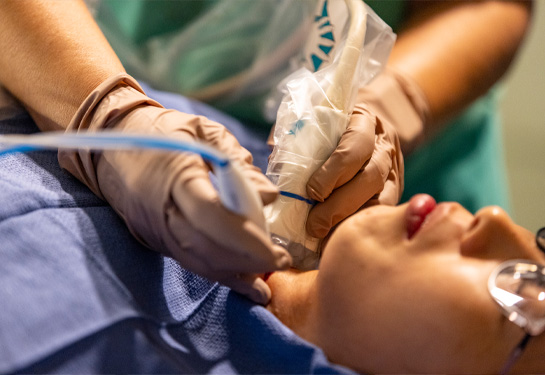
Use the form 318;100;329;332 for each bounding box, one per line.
406;194;437;238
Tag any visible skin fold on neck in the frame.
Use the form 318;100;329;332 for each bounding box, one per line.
266;270;318;341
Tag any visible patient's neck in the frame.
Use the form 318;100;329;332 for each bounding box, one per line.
266;269;318;339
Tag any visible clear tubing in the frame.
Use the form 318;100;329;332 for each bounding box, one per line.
0;131;266;231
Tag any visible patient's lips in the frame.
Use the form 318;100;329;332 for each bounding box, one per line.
406;194;437;238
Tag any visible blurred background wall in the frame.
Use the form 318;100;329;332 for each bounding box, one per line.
500;0;545;232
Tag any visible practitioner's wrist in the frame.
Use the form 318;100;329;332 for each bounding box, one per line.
355;68;430;155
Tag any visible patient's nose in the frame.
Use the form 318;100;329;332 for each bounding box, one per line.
461;206;534;259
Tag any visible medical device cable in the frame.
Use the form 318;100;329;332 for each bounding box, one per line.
0;131;267;231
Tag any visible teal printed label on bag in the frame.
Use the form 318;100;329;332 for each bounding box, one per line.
308;0;336;71
303;0;349;73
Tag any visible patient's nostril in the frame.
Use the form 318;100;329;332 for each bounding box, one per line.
468;216;480;232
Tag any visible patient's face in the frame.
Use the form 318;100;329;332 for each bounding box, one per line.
313;194;545;374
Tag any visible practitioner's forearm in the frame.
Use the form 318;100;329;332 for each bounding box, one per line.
0;0;124;131
390;0;533;136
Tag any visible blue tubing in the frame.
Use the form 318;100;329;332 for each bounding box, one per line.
0;132;230;167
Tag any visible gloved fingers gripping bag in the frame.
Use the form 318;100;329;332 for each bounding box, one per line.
265;0;395;270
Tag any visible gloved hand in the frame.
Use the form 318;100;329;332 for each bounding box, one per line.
305;68;430;238
58;73;291;305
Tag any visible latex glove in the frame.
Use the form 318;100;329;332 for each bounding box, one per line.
305;69;430;238
58;73;291;305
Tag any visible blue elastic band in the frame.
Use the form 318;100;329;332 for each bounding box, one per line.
279;191;316;206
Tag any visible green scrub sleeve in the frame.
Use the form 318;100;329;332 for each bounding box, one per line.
365;0;406;32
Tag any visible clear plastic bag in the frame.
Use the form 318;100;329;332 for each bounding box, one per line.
265;0;396;270
92;0;318;123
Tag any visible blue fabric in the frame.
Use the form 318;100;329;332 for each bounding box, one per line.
0;87;354;374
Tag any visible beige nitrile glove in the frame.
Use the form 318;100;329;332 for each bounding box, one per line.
58;73;291;305
305;68;430;238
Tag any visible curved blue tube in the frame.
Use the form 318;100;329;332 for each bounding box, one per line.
0;131;230;167
0;131;266;231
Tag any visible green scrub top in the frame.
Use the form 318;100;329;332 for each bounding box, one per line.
367;2;509;213
93;0;317;128
365;0;509;213
93;0;510;213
